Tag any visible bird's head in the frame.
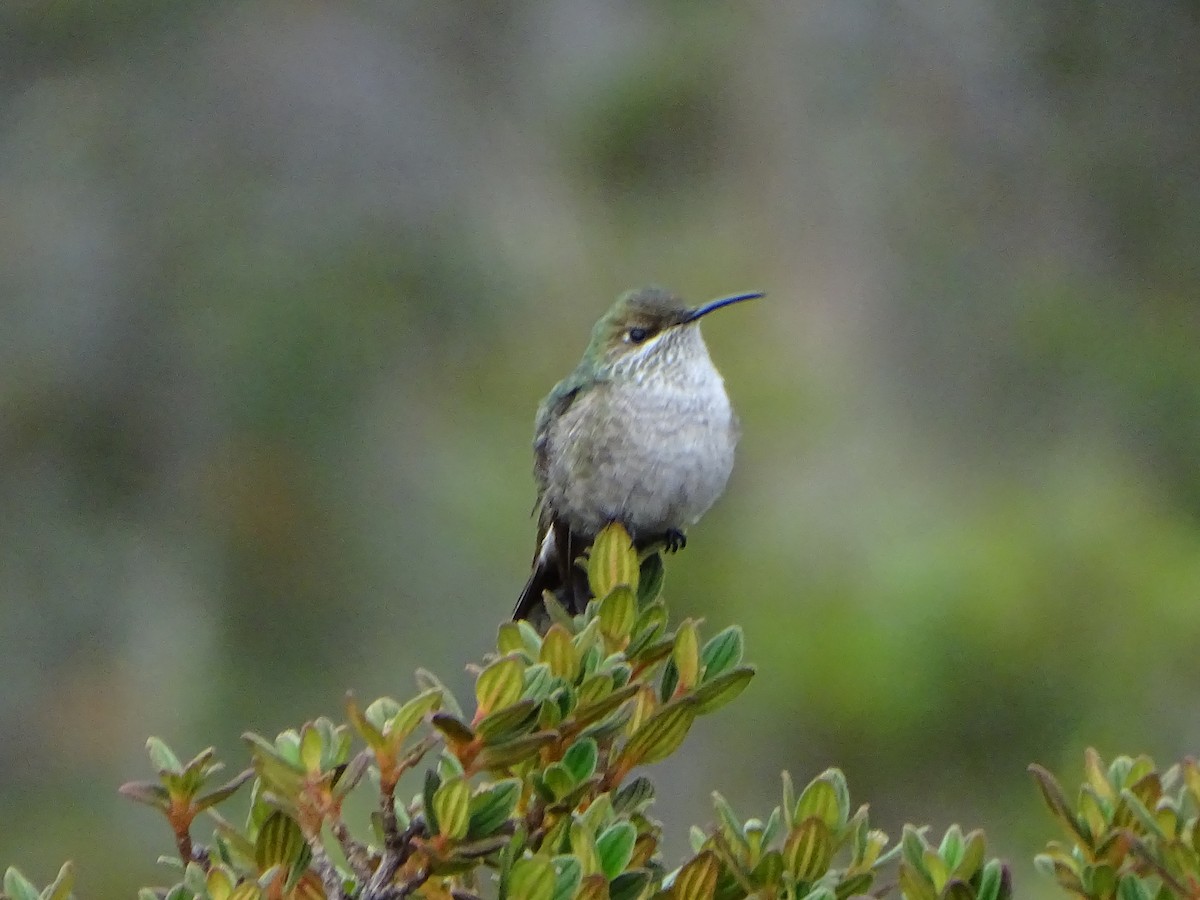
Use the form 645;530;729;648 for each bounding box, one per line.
583;286;762;376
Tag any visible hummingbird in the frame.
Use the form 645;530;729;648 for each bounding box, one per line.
513;286;761;621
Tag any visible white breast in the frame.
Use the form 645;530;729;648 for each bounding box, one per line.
546;326;738;538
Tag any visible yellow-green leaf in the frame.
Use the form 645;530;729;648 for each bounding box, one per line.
540;625;579;681
497;622;527;657
795;776;840;831
597;586;637;646
476;655;526;717
384;689;441;747
255;811;308;871
477;730;558;769
476;699;540;743
41;861;75;900
783;817;833;882
206;867;236;900
618;699;697;771
596;822;637;880
692;667;755;716
672;620;701;692
434;776;471;840
299;723;323;773
509;856;556;900
588;523;639;598
671;850;719;900
571;820;602;876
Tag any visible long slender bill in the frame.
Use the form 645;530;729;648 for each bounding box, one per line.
684;291;764;322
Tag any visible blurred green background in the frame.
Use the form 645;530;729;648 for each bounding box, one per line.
2;1;1199;895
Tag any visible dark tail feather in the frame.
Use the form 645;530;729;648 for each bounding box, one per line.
512;557;559;621
513;521;591;622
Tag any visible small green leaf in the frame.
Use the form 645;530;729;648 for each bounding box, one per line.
671;850;719;900
1029;764;1092;847
835;871;874;898
298;723;323;773
2;868;40;900
1116;874;1153;900
119;780;171;811
384;688;443;745
596;821;637;880
1082;863;1118;898
899;864;938;900
562;738;599;783
751;848;784;887
618;698;697;771
613;777;655;816
901;825;930;872
540;625;579;681
434;776;471;840
610;869;651;900
1117;787;1165;839
657;657;676;710
523;663;556;702
598;585;638;645
243;732;304;797
637;553;665;605
476;730;558;769
539;764;576;801
551;856;582;900
795;774;841;830
588;522;639;598
415;668;462;718
497;622;527;657
41;861;75;900
476;655;527;716
577;672;615;707
700;627;743;681
782;771;797;830
628;602;668;656
975;860;1005;900
570;820;602;876
925;844;952;887
711;791;750;854
573;682;640;729
254;811;309;872
476;699;541;743
430;712;476;747
146;737;184;775
672;620;701;692
196;769;254;813
784;818;834;882
952;829;986;881
692;666;755;715
423;769;441;836
467;778;521;838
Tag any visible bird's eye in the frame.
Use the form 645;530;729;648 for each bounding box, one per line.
628;327;649;343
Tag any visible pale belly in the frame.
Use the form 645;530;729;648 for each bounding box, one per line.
545;379;738;539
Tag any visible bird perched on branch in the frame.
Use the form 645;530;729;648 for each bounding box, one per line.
513;286;761;621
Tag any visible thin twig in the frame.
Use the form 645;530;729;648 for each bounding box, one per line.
306;834;349;900
368;817;427;896
332;818;373;884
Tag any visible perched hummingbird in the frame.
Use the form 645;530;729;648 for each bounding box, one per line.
513;286;761;620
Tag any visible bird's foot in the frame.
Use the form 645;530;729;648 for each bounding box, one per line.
663;529;687;553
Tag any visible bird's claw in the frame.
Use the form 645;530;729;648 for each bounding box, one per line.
663;529;687;553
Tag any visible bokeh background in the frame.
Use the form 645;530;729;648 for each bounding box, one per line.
3;1;1199;895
